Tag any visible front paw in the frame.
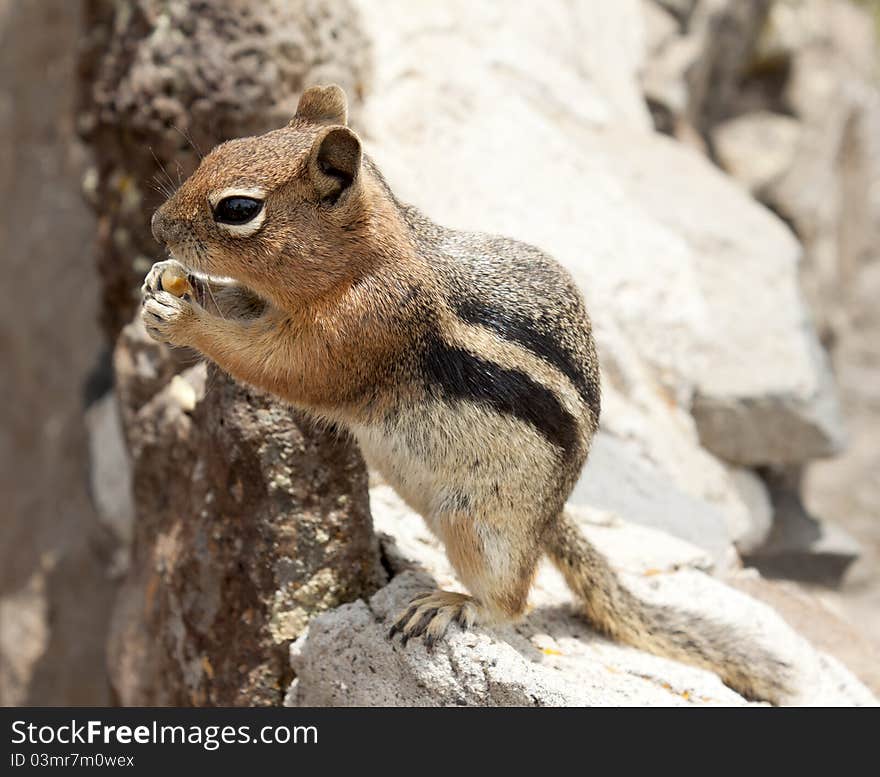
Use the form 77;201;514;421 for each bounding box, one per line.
142;290;198;346
141;258;188;298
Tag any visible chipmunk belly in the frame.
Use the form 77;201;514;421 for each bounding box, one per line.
350;397;563;531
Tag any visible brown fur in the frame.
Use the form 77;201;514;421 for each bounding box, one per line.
143;85;792;704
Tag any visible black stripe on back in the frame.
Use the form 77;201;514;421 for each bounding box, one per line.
453;298;599;421
420;332;579;456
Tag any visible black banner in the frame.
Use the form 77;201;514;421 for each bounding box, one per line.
1;705;796;771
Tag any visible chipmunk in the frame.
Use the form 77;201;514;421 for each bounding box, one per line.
143;85;790;703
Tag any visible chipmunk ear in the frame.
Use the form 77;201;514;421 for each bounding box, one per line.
307;125;362;203
293;84;348;126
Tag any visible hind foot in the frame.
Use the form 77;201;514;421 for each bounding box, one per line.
388;590;480;649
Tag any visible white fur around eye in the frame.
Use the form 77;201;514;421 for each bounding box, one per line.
209;187;267;237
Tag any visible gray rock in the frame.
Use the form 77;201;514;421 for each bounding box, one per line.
712;111;802;194
108;324;385;706
599;131;845;467
288;573;746;707
358;0;843;474
570;431;734;565
653;0;698;24
729;573;880;695
690;333;845;466
85;391;135;551
287;487;876;706
0;566;49;706
0;0;113;706
746;469;861;586
640;0;773;133
79;0;373;338
768;3;880;338
726;466;773;554
588;321;759;559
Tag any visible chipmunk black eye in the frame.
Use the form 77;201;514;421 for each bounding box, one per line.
213;196;263;225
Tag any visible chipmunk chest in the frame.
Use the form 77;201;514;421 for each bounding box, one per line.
350;417;445;520
348;398;541;524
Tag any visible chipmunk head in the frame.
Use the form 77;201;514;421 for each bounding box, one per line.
151;85;377;307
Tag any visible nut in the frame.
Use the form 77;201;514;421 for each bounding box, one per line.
161;266;192;298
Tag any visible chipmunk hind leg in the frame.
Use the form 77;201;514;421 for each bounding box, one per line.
389;513;540;649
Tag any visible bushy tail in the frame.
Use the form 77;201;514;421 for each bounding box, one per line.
544;509;792;704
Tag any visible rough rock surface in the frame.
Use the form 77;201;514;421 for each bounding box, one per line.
747;468;860;586
805;258;880;649
641;0;880;344
109;322;385;706
5;0;875;709
78;0;372;339
641;0;773;138
765;0;880;340
85;391;135;564
712;111;802;194
730;574;880;695
354;0;841;542
73;0;387;707
287;487;876;706
0;0;112;706
638;0;880;614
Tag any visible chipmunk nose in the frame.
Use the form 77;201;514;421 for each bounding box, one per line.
151;208;182;247
151;209;168;245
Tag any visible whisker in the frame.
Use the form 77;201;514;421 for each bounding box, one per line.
148;171;173;199
171;123;204;160
147;177;172;199
149;146;177;194
206;281;227;321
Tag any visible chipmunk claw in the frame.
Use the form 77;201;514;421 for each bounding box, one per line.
142;290;197;346
388;590;479;649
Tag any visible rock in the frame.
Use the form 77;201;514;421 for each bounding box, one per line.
641;0;774;135
108;321;385;706
287;487;876;706
755;0;877;83
684;0;773;126
745;468;861;586
570;431;734;565
640;0;704;134
78;0;373;339
770;29;880;339
0;566;50;706
288;573;746;707
729;573;880;695
0;0;113;706
641;0;679;56
658;0;880;345
582;320;762;562
599;131;845;466
804;261;880;649
712;111;802;194
75;0;389;706
357;0;843;477
654;0;698;24
370;484;715;584
726;466;773;554
85;391;135;555
690;338;844;467
112;315;194;434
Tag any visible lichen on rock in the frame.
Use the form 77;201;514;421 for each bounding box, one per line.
109;323;385;705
